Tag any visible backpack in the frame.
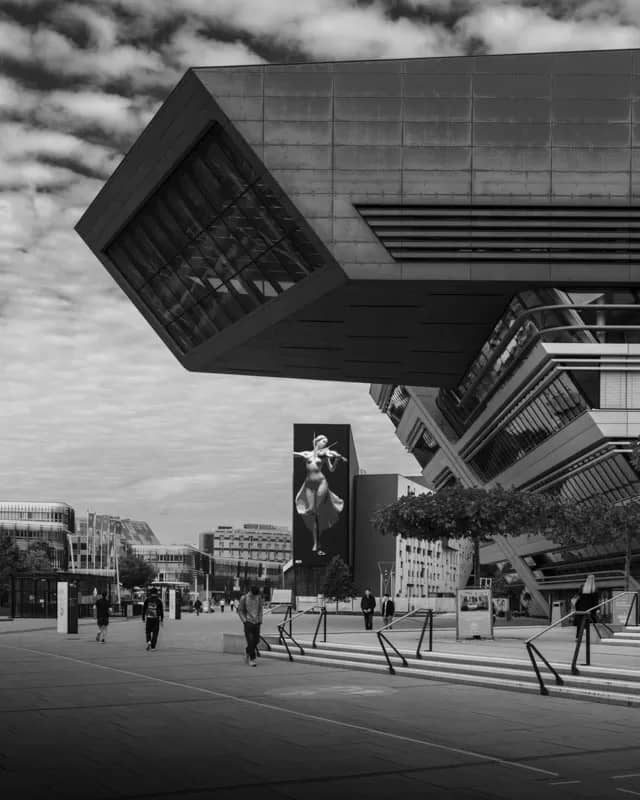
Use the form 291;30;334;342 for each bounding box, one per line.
146;598;159;619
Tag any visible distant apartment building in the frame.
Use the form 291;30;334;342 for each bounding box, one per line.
0;501;74;570
351;476;473;602
199;523;292;565
131;543;212;593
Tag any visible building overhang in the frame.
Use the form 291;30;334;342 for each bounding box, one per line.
76;50;640;387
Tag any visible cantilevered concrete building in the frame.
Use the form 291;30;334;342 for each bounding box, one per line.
77;49;640;613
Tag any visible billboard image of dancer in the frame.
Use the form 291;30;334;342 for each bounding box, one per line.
292;424;354;565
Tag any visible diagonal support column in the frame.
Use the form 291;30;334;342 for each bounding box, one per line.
491;534;549;618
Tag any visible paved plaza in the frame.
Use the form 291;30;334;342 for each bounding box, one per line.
2;613;640;800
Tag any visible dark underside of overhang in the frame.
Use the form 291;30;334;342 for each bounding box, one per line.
183;280;519;387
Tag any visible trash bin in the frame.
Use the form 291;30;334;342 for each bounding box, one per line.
551;600;563;624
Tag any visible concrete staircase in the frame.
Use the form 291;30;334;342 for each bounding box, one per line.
259;637;640;707
599;625;640;646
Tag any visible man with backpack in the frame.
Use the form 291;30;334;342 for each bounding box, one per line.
95;591;110;643
142;587;164;651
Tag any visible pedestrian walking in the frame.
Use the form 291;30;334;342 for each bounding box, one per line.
95;591;110;643
574;574;599;639
361;588;376;630
142;587;164;651
194;598;202;616
219;597;225;613
238;586;263;667
381;594;395;629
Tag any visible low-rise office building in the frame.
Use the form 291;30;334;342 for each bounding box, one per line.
199;523;291;564
0;501;74;570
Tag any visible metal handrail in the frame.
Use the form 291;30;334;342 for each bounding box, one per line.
377;607;434;674
312;607;327;648
276;605;323;661
525;591;638;695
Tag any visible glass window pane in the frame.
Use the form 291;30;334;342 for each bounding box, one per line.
151;197;189;253
138;211;177;265
208;219;252;272
162;185;202;239
107;242;146;289
235;189;285;245
175;170;216;231
194;231;237;282
200;136;249;197
127;222;164;272
222;205;270;261
188;155;232;216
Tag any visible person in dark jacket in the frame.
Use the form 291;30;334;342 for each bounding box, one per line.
361;589;376;630
142;587;164;651
238;586;264;666
193;598;202;616
95;592;110;643
381;594;395;629
573;574;599;639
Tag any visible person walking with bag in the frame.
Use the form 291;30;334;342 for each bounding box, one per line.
142;587;164;651
238;586;263;667
361;588;376;630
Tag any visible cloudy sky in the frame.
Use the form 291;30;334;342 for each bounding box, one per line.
2;0;640;545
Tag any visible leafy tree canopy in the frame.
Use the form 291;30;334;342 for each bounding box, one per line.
322;555;357;604
118;553;156;590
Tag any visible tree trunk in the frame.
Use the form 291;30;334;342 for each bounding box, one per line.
625;529;633;591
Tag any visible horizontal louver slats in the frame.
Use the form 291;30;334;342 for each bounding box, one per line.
357;204;640;264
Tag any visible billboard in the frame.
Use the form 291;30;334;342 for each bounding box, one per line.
293;424;353;567
456;588;493;639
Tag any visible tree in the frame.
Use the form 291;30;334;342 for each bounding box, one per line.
118;553;156;590
0;532;22;584
322;555;357;613
372;484;551;587
19;541;54;573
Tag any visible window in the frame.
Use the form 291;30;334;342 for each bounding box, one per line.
106;125;324;354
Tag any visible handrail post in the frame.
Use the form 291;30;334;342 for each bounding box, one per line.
428;610;433;652
526;643;549;695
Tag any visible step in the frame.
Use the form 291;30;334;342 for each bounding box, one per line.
260;649;541;696
261;642;640;706
265;643;640;694
262;648;640;705
599;637;640;646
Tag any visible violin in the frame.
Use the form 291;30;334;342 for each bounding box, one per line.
318;447;347;462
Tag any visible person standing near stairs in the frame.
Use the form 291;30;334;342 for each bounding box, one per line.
238;586;263;666
361;588;376;630
381;594;395;629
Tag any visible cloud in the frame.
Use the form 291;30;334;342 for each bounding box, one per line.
4;0;640;542
164;23;266;69
457;2;640;53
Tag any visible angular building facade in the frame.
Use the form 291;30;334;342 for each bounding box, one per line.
77;49;640;612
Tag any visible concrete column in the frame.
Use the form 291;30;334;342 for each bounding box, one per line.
492;534;549;618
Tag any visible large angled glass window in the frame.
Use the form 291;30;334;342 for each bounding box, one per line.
105;124;325;352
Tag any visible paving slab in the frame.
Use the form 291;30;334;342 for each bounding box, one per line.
0;615;639;799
